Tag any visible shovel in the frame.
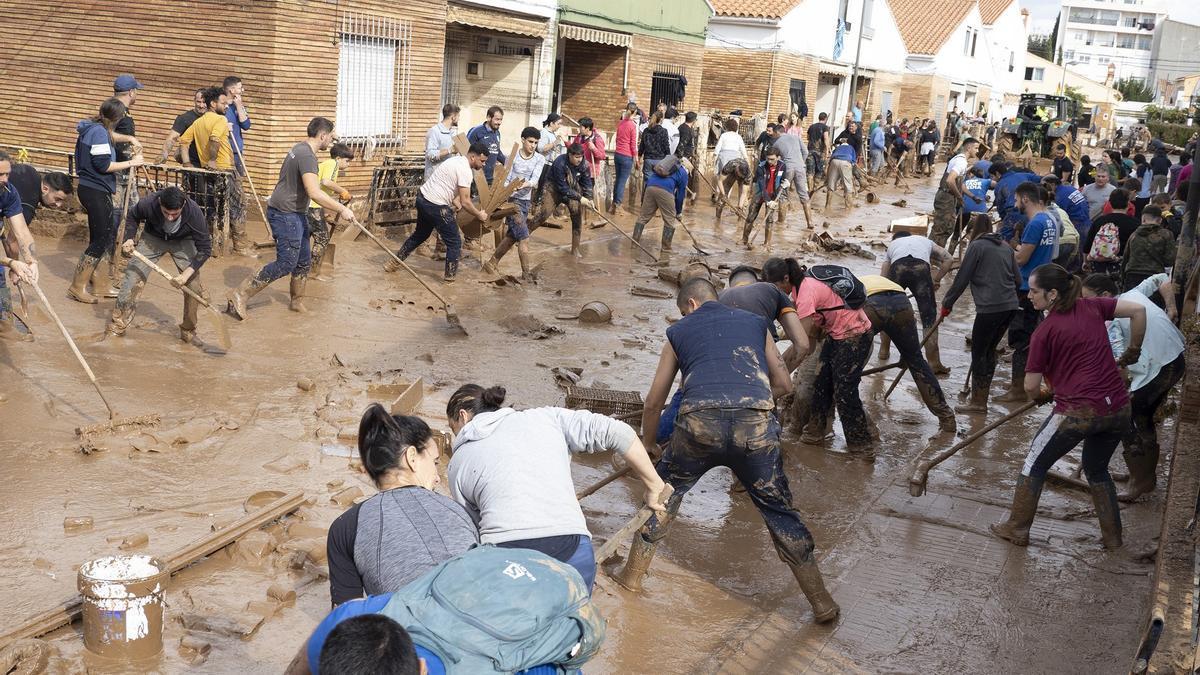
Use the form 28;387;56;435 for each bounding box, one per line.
27;280;159;436
584;204;660;263
128;249;231;351
908;400;1037;496
345;218;467;334
956;365;974;403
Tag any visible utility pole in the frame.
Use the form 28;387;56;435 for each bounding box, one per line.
847;0;869;124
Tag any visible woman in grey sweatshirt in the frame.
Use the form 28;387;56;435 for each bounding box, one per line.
446;384;667;591
941;215;1022;412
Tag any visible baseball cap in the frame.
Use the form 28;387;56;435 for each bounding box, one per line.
113;74;144;92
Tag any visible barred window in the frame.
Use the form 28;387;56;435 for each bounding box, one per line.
337;12;412;151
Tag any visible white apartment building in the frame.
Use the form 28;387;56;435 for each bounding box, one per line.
1054;0;1166;85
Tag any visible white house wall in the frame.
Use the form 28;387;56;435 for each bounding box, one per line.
454;0;557;19
705;20;781;50
777;0;907;72
928;6;990;86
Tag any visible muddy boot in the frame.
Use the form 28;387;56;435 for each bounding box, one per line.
90;257;118;299
937;412;957;434
632;221;646;243
660;225;675;252
289;275;308;313
955;385;990;414
924;329;950;375
788;559;840;623
612;533;658;592
105;305;134;337
385;242;416;273
1090;480;1123;549
571;232;583;259
1119;447;1159;502
607;200;617;215
67;254;101;304
227;276;267;321
180;326;196;344
989;475;1043;546
994;378;1028;403
0;289;31;342
443;259;459;283
482;257;499;275
878;333;891;361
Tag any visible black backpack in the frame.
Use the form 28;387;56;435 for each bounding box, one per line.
806;265;867;311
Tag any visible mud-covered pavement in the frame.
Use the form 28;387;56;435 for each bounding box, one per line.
0;169;1165;673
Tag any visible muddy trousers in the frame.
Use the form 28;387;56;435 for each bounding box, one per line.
970;310;1016;394
887;256;938;331
642;408;815;565
863;292;953;420
1125;354;1186;464
809;332;874;447
536;184;583;235
1007;291;1041;384
78;184;117;258
398;195;461;278
307;207;331;271
255;208;312;283
930;187;958;248
1022;406;1131;483
109;235;206;335
633;186;679;248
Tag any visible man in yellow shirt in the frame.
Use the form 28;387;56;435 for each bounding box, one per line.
181;86;250;255
308;143;354;278
859;274;956;433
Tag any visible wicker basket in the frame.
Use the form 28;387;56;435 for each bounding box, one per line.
564;386;644;423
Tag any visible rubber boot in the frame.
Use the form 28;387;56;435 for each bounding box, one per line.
67;254;101;304
0;289;31;342
90;256;118;299
937;412;957;434
788;559;840;623
661;225;675;252
878;333;891;361
632;221;645;243
955;385;989;414
1090;480;1123;550
443;259;458;283
924;328;950;375
994;372;1028;403
384;243;415;273
989;475;1043;546
289;275;308;313
612;533;658;592
227;276;267;321
1119;446;1159;503
571;232;583;258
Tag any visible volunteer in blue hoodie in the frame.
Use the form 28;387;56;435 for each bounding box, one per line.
740;146;787;248
70;98;144;304
445;384;668;592
466;106;506;184
632;155;689;253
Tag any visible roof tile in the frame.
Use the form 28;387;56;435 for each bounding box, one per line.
709;0;802;20
978;0;1014;25
889;0;975;55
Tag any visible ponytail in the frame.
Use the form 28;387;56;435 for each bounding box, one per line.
446;384;506;422
94;98;127;132
1031;263;1081;313
762;257;805;289
356;403;434;488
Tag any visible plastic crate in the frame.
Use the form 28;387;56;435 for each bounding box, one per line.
564;387;644;422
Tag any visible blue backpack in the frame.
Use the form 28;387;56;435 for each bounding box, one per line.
378;546;605;674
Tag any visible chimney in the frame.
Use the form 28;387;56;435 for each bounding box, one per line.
1021;8;1029;31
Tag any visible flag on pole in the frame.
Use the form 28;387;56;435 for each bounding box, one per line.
834;19;845;60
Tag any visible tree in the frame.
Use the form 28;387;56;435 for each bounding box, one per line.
1115;77;1154;103
1028;34;1053;61
1063;86;1087;112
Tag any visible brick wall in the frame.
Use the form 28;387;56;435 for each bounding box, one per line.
626;34;706;115
766;52;822;122
899;73;955;122
700;49;770;114
559;40;627;125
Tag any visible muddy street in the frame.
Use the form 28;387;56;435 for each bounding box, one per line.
0;170;1162;673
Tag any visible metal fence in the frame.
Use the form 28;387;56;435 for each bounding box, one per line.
367;156;425;226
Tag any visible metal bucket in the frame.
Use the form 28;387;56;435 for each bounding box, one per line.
78;555;168;660
578;301;612;324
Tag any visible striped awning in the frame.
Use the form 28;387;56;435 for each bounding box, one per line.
447;3;547;38
818;61;851;77
559;23;632;48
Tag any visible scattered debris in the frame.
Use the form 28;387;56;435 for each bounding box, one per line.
117;533;149;551
500;315;564;340
331;486;364;507
891;199;908;207
551;366;584;388
296;378;315;391
262;455;309;475
630;285;673;299
63;517;93;532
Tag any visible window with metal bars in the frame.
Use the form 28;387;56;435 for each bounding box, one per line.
650;65;685;110
336;12;412;150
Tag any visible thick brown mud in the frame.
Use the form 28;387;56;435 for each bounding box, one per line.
0;167;1162;673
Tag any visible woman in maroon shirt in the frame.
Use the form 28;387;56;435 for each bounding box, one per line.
991;263;1146;551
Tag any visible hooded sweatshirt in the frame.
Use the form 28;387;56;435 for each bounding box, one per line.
1122;222;1177;277
75;119;116;194
941;233;1020;315
448;407;637;544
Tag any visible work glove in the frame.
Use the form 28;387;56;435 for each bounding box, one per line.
1117;345;1142;368
1032;389;1055;406
580;197;595;210
339;190;352;204
939;306;951;318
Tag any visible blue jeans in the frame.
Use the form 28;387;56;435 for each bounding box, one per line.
648;408;816;566
564;535;596;592
399;194;463;276
257;207;311;282
612;154;634;205
498;535;595;594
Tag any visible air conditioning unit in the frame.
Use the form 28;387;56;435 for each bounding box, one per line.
466;61;484;80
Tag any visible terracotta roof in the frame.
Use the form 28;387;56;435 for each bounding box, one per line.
889;0;975;55
978;0;1014;25
709;0;801;20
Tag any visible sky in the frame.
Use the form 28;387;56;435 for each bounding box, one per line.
1019;0;1200;36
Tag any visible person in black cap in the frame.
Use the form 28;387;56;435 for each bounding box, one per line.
96;73;146;298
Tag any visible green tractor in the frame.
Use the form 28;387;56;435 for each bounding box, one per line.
995;93;1082;164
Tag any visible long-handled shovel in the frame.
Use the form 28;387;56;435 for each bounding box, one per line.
881;314;945;401
908;400;1037;496
956;365;974;403
594;484;673;563
128;249;231;351
696;171;749;221
345;218;467;335
229;141;275;250
27;280;159;436
585;205;660;263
